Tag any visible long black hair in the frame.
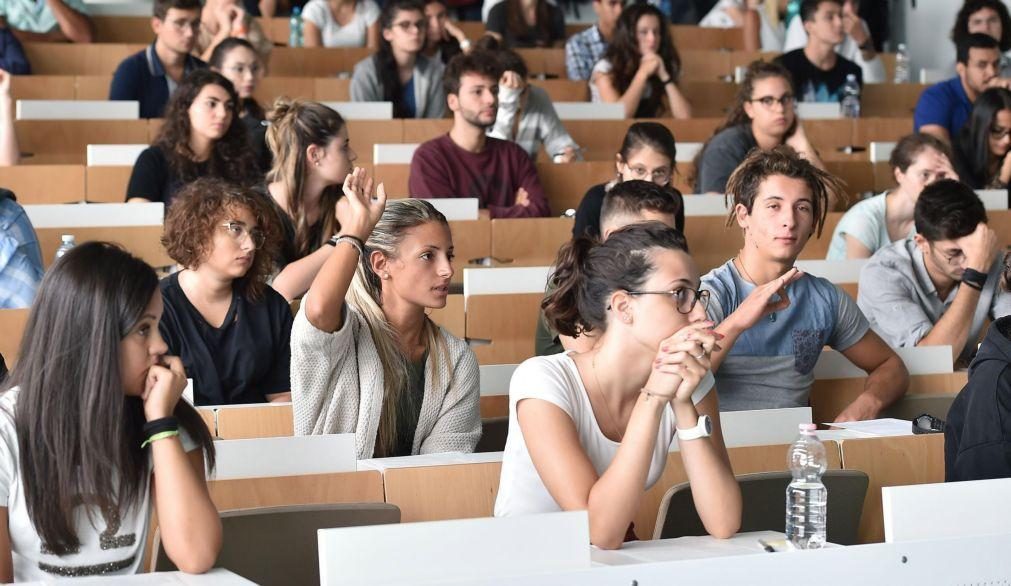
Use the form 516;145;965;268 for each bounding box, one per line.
373;0;427;119
952;0;1011;52
957;87;1011;188
601;3;681;118
2;242;215;555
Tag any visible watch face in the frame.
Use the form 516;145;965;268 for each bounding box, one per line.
703;415;712;435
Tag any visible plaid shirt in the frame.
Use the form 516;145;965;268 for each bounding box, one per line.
565;25;607;81
0;192;43;309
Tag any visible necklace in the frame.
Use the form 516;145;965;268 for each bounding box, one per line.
735;255;778;323
591;352;624;442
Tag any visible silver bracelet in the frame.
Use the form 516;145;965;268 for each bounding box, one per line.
333;235;365;258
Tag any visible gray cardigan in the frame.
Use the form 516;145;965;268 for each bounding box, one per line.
350;54;446;119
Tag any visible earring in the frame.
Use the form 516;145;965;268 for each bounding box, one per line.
382;273;390;280
622;313;632;324
314;160;321;167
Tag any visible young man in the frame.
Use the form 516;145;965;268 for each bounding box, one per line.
703;147;908;421
915;33;1009;145
108;0;207;119
564;0;623;81
409;51;550;218
774;0;862;103
0;0;93;43
782;0;884;83
0;188;43;309
534;180;683;356
858;180;1009;366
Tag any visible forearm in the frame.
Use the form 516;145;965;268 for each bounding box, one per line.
46;0;93;43
10;27;65;42
151;441;221;573
849;354;908;416
664;82;691;119
303;240;362;332
675;402;740;538
741;9;760;51
916;288;981;360
0;94;19;166
710;318;744;372
271;245;333;301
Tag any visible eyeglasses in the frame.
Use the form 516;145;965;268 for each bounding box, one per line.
220;221;265;248
990;126;1011;140
626;166;672;185
933;245;966;266
226;63;262;77
749;94;795;109
393;19;427;31
169;18;201;32
627;287;710;314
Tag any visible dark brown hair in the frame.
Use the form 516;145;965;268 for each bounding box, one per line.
208;37;265;121
889;132;953;173
443;50;503;96
154;0;200;20
724;146;846;237
2;242;215;555
374;0;427;118
153;69;259;188
913;179;987;242
542;222;689;339
503;0;552;46
600;179;684;233
602;4;681;118
952;0;1011;52
162;178;282;301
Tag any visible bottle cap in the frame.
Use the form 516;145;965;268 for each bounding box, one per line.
61;234;74;243
799;423;816;432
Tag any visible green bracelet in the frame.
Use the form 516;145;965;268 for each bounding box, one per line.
141;429;180;449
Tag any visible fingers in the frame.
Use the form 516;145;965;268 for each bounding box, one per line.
162;355;185;377
375;182;388;206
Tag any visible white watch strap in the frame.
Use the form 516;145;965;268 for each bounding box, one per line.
676;415;711;441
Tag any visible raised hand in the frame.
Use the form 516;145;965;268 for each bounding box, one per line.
729;267;803;331
143;356;187;421
960;222;998;273
335;166;387;240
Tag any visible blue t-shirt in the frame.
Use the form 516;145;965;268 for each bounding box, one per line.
401;77;417;119
702;260;870;411
913;76;972;139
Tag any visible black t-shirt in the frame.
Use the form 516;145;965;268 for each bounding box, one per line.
774;49;862;103
242;111;272;174
125;146;206;207
390;352;428;458
486;2;565;48
256;184;327;266
158;272;293;406
572;182;686;239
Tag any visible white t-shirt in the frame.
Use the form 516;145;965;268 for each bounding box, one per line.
0;388;198;581
494;352;714;518
302;0;380;48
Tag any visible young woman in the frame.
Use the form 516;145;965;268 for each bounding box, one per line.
209;38;271;171
160;178;293;406
693;60;823;195
828;133;958;260
302;0;381;49
291;171;480;459
485;0;565;49
955;87;1011;189
423;0;469;64
572;122;684;239
197;0;273;62
350;0;446;119
0;242;220;580
126;70;259;207
590;4;691;119
494;222;741;548
263;97;356;301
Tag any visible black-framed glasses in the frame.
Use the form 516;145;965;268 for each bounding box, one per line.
912;413;945;435
220;221;266;248
748;94;795;109
627;287;710;314
393;19;427;31
990;126;1011;140
932;244;967;266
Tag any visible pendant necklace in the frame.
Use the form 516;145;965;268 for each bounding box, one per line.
735;255;778;323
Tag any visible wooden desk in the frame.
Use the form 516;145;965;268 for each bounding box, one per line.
383;461;503;523
215;404;294;439
208;470;385;511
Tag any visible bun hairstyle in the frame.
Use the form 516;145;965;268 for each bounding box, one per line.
266;97;347;257
542;221;689;339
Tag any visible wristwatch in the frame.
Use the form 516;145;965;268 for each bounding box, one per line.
676;414;712;441
961;268;988;291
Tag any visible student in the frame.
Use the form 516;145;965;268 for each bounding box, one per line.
209;37;271;172
945;256;1011;482
109;0;207;119
0;69;18;166
0;242;219;581
699;0;781;52
495;222;741;547
126;70;258;207
782;0;884;83
0;189;43;309
0;26;29;75
159;179;293;406
915;33;1009;145
409;51;550;218
572;121;684;239
703;147;908;420
291;176;481;458
955;87;1011;189
774;0;862;103
263;98;356;301
302;0;381;49
858;180;1010;365
196;0;273;62
487;45;580;161
565;0;622;81
590;4;691;119
827;133;957;260
486;0;565;49
536;180;683;357
1;0;92;43
951;0;1011;77
350;0;446;119
423;0;470;65
694;60;824;196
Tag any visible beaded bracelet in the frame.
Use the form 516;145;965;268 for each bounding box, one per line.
141;429;180;449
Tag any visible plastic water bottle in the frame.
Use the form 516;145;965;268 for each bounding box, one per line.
785;423;828;550
54;234;76;262
840;74;861;118
893;43;910;84
288;7;303;48
784;0;801;28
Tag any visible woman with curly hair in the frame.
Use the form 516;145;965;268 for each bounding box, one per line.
126;70;260;206
159;178;292;406
590;3;690;119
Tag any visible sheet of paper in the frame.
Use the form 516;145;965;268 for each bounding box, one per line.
823;418;915;437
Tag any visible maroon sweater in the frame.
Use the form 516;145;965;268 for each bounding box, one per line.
408;134;550;218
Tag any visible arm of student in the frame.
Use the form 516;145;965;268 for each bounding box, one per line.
835;331;909;422
45;0;94;43
0;72;19;166
266;392;292;402
593;71;650;119
663;81;692;119
0;509;11;583
302;20;322;47
539;104;580;160
488;154;550;218
843;234;873;259
259;0;278;17
365;21;379;50
419;347;481;453
741;8;760;51
151;442;221;574
271;245;333;302
918;125;950;145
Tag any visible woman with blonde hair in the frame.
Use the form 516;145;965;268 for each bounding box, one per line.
291;169;480;458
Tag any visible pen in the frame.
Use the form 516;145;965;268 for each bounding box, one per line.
757;539;776;553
